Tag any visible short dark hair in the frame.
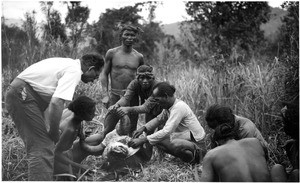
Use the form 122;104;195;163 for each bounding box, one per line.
81;53;104;71
152;82;176;97
205;104;235;129
68;96;96;119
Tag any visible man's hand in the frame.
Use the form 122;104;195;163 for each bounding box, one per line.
108;103;120;113
128;137;147;148
116;107;130;117
132;126;146;138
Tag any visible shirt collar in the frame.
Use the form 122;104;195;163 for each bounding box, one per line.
167;98;179;112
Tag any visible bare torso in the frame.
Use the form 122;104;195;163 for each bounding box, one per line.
58;109;80;150
203;138;271;182
106;46;143;90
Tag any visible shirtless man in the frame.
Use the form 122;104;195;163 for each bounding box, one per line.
200;123;271;182
101;24;144;137
54;96;96;179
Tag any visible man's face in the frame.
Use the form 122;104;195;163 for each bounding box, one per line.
138;74;154;90
152;88;169;109
121;30;137;46
81;67;101;83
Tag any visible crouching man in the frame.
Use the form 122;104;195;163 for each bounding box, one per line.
200;123;271;182
128;82;206;164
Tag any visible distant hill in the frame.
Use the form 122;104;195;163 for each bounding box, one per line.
161;22;181;39
260;7;288;42
2;18;23;27
162;7;288;42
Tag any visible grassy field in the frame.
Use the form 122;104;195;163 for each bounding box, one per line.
2;57;291;181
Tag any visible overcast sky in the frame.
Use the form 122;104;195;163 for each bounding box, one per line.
1;0;284;25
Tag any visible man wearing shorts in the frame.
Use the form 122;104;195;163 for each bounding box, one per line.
101;24;144;138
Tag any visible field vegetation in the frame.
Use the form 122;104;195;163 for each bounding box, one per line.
2;1;298;181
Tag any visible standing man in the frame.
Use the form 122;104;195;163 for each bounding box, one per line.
101;24;144;137
128;82;206;164
5;53;104;181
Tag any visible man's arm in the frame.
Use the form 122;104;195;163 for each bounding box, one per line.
100;49;113;94
80;140;106;156
55;130;88;170
146;107;184;145
139;54;144;66
47;97;65;143
200;152;216;182
128;96;157;114
115;79;138;107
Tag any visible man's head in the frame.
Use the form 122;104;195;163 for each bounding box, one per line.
68;96;96;121
152;82;176;109
80;53;105;83
205;104;235;129
212;122;239;146
119;24;143;46
136;65;155;90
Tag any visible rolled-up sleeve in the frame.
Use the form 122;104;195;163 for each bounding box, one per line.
53;70;81;101
130;96;158;114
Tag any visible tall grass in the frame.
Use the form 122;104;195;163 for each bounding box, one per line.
2;32;291;181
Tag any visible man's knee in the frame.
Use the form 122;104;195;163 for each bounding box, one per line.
271;164;288;182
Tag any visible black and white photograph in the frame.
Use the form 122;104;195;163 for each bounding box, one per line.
1;0;299;181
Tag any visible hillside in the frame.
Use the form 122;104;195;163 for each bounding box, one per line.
161;7;288;42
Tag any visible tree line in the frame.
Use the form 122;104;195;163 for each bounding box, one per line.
1;1;298;104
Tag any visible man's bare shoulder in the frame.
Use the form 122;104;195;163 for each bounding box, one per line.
239;137;260;145
106;46;122;55
239;138;263;150
132;49;144;58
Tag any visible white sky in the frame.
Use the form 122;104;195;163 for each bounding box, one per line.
1;0;284;25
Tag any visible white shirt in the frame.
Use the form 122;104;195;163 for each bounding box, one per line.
17;57;82;102
145;99;206;145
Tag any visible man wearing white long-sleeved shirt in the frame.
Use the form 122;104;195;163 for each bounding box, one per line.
128;82;206;164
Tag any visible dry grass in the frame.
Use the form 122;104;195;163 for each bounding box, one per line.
2;59;291;181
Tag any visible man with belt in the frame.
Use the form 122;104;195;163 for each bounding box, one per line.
5;53;104;180
128;82;207;164
100;24;144;137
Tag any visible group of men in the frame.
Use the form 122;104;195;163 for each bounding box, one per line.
5;24;298;181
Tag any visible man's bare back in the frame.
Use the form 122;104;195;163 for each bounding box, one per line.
201;138;271;182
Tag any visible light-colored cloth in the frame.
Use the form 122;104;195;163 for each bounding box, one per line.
102;130;140;159
145;99;206;145
235;115;268;148
17;58;82;102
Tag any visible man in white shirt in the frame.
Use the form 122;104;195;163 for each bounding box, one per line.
128;82;206;164
5;53;104;181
